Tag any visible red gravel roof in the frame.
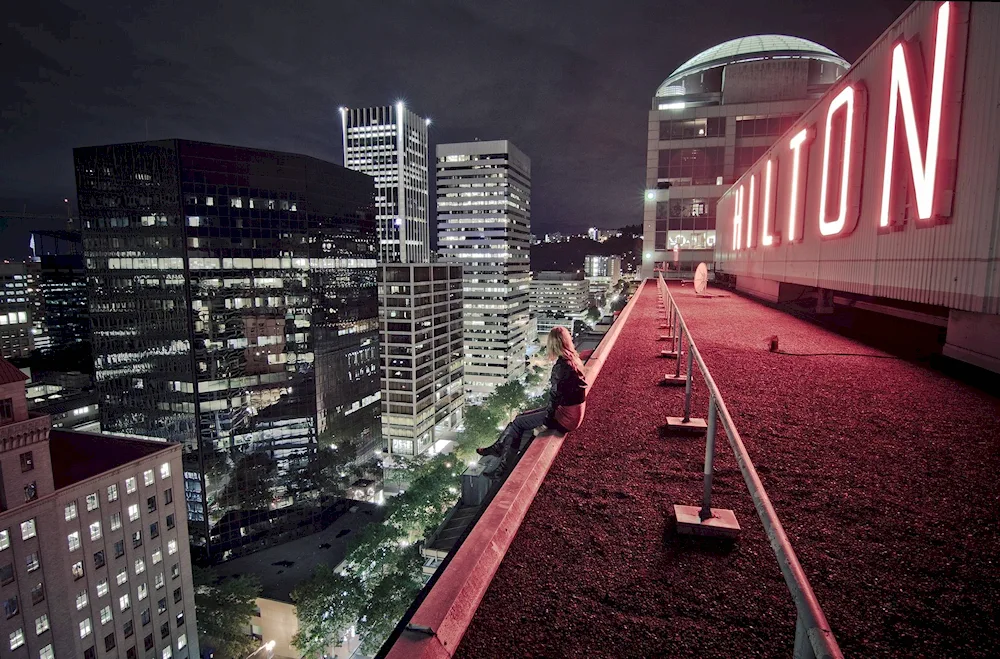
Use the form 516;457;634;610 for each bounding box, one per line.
455;280;1000;657
0;358;29;386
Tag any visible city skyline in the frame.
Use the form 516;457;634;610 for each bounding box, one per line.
1;0;911;256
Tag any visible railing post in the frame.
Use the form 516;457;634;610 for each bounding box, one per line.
793;615;817;659
683;339;694;422
699;395;718;522
674;322;682;379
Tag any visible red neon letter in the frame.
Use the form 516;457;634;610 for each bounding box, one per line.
787;128;812;243
879;1;951;227
762;159;776;246
819;85;856;236
732;184;744;251
746;174;756;249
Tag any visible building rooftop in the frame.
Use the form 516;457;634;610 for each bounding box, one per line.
392;280;999;657
657;34;849;95
49;429;172;489
213;502;384;602
0;359;29;385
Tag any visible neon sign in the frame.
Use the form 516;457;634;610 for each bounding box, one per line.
818;85;858;236
879;1;951;228
723;1;962;251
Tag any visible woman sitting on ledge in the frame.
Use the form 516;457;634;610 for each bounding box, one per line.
477;326;589;464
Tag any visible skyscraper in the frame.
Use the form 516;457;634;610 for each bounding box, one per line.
76;139;381;561
436;141;531;399
378;264;464;457
340;103;430;263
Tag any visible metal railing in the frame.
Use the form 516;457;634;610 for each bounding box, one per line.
655;274;843;659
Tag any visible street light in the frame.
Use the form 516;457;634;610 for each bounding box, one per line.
246;640;276;658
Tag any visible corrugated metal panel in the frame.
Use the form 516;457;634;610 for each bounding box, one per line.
716;2;1000;314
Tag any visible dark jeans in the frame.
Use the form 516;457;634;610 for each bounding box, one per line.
498;408;549;457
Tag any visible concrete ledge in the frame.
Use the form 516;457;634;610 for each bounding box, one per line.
383;279;646;659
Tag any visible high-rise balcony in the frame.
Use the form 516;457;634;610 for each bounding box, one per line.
383;279;999;658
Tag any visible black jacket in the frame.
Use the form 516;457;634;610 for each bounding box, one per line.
544;357;588;426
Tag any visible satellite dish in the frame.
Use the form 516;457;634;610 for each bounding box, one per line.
694;263;708;295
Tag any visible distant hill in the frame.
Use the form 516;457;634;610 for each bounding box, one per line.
530;225;641;273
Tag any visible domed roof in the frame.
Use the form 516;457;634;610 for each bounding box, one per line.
656;35;849;97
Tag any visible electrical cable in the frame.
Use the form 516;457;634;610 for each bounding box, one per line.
774;350;900;359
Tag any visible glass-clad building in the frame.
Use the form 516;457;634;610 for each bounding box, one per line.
75;139;381;561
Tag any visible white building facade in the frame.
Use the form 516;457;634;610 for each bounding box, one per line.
530;271;589;337
642;35;849;278
340;103;431;263
436;141;531;399
378;264;465;457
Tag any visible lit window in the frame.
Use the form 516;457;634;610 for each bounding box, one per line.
117;569;128;586
41;645;55;659
72;561;84;580
90;521;102;541
154;572;164;590
110;512;122;531
107;484;119;502
160;463;170;479
76;590;88;610
9;628;24;650
167;540;178;555
65;502;78;521
101;605;113;625
143;470;154;487
126;477;137;494
135;558;145;575
80;618;92;638
35;614;49;635
119;593;131;612
21;519;36;540
206;196;214;206
97;579;109;597
128;504;140;522
177;633;186;649
137;583;148;601
0;530;8;551
86;493;100;511
68;531;81;552
25;552;39;572
152;548;162;564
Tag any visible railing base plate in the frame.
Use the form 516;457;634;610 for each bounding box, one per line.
660;350;679;359
674;505;741;539
664;416;707;434
658;323;670;329
658;335;676;341
661;374;687;387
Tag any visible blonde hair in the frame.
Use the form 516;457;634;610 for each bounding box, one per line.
546;326;585;373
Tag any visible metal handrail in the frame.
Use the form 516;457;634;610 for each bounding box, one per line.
656;274;843;659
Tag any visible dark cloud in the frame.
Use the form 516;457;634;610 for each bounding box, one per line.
0;0;911;257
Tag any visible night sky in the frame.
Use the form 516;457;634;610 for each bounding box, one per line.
1;0;911;258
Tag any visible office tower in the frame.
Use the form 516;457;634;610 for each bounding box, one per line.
340;103;431;263
31;229;89;350
0;359;199;659
378;264;464;457
437;141;531;399
76;139;381;561
0;263;34;359
530;271;589;337
642;35;849;277
584;254;622;302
